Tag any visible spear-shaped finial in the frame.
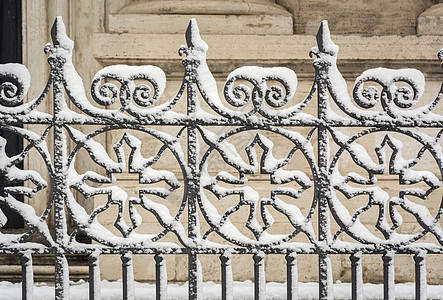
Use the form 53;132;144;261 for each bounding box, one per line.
316;20;338;56
50;16;74;51
185;18;208;52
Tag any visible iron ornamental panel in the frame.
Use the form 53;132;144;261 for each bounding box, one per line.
0;16;443;300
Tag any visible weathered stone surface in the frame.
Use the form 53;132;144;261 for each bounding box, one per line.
418;3;443;35
108;14;293;35
93;32;443;64
118;0;291;16
278;0;436;34
0;255;89;283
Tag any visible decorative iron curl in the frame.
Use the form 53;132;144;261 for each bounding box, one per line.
0;64;30;107
353;81;380;109
353;68;425;111
132;83;157;107
223;75;257;108
393;84;416;109
91;65;166;110
223;66;297;112
264;77;293;108
91;81;118;106
223;76;253;108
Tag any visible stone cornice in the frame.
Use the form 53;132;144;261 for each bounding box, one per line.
93;33;443;78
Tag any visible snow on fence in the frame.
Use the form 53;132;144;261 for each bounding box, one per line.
1;16;443;300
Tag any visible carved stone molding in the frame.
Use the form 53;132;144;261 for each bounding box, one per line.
118;0;290;16
108;0;293;35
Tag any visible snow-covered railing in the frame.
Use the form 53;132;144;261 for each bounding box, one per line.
1;16;443;300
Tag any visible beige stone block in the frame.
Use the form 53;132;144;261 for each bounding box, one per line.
297;254;319;282
198;254;222;282
264;254;286;282
352;254;425;284
418;15;443;35
279;0;435;35
117;0;291;16
109;14;293;35
99;254;187;282
22;0;53;222
427;254;443;284
0;264;88;282
231;254;255;282
93;33;443;65
418;3;443;35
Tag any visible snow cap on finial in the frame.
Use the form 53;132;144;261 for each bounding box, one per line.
185;18;208;52
51;16;74;51
316;20;338;56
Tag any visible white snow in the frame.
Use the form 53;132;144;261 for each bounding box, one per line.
0;280;442;300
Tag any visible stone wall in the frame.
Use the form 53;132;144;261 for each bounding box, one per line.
279;0;437;34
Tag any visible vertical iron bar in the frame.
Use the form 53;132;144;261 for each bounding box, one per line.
187;98;200;300
155;254;168;300
414;251;427;300
318;254;333;300
51;32;70;299
220;250;233;300
53;123;69;300
383;251;395;300
350;252;363;300
317;59;333;300
122;251;135;300
253;251;266;300
185;23;201;300
54;252;70;300
53;99;69;300
286;251;298;300
21;251;33;300
88;250;101;300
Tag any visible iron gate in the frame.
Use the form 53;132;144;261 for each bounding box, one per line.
1;16;443;300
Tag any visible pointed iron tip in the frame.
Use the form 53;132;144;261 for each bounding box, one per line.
51;16;65;45
50;16;74;51
184;18;208;52
316;20;337;54
185;18;199;48
316;20;330;41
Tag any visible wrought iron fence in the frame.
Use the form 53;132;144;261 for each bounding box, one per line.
1;16;443;300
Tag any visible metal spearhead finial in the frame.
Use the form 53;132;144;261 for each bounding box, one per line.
185;18;208;52
179;18;208;57
50;16;74;51
316;20;338;56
